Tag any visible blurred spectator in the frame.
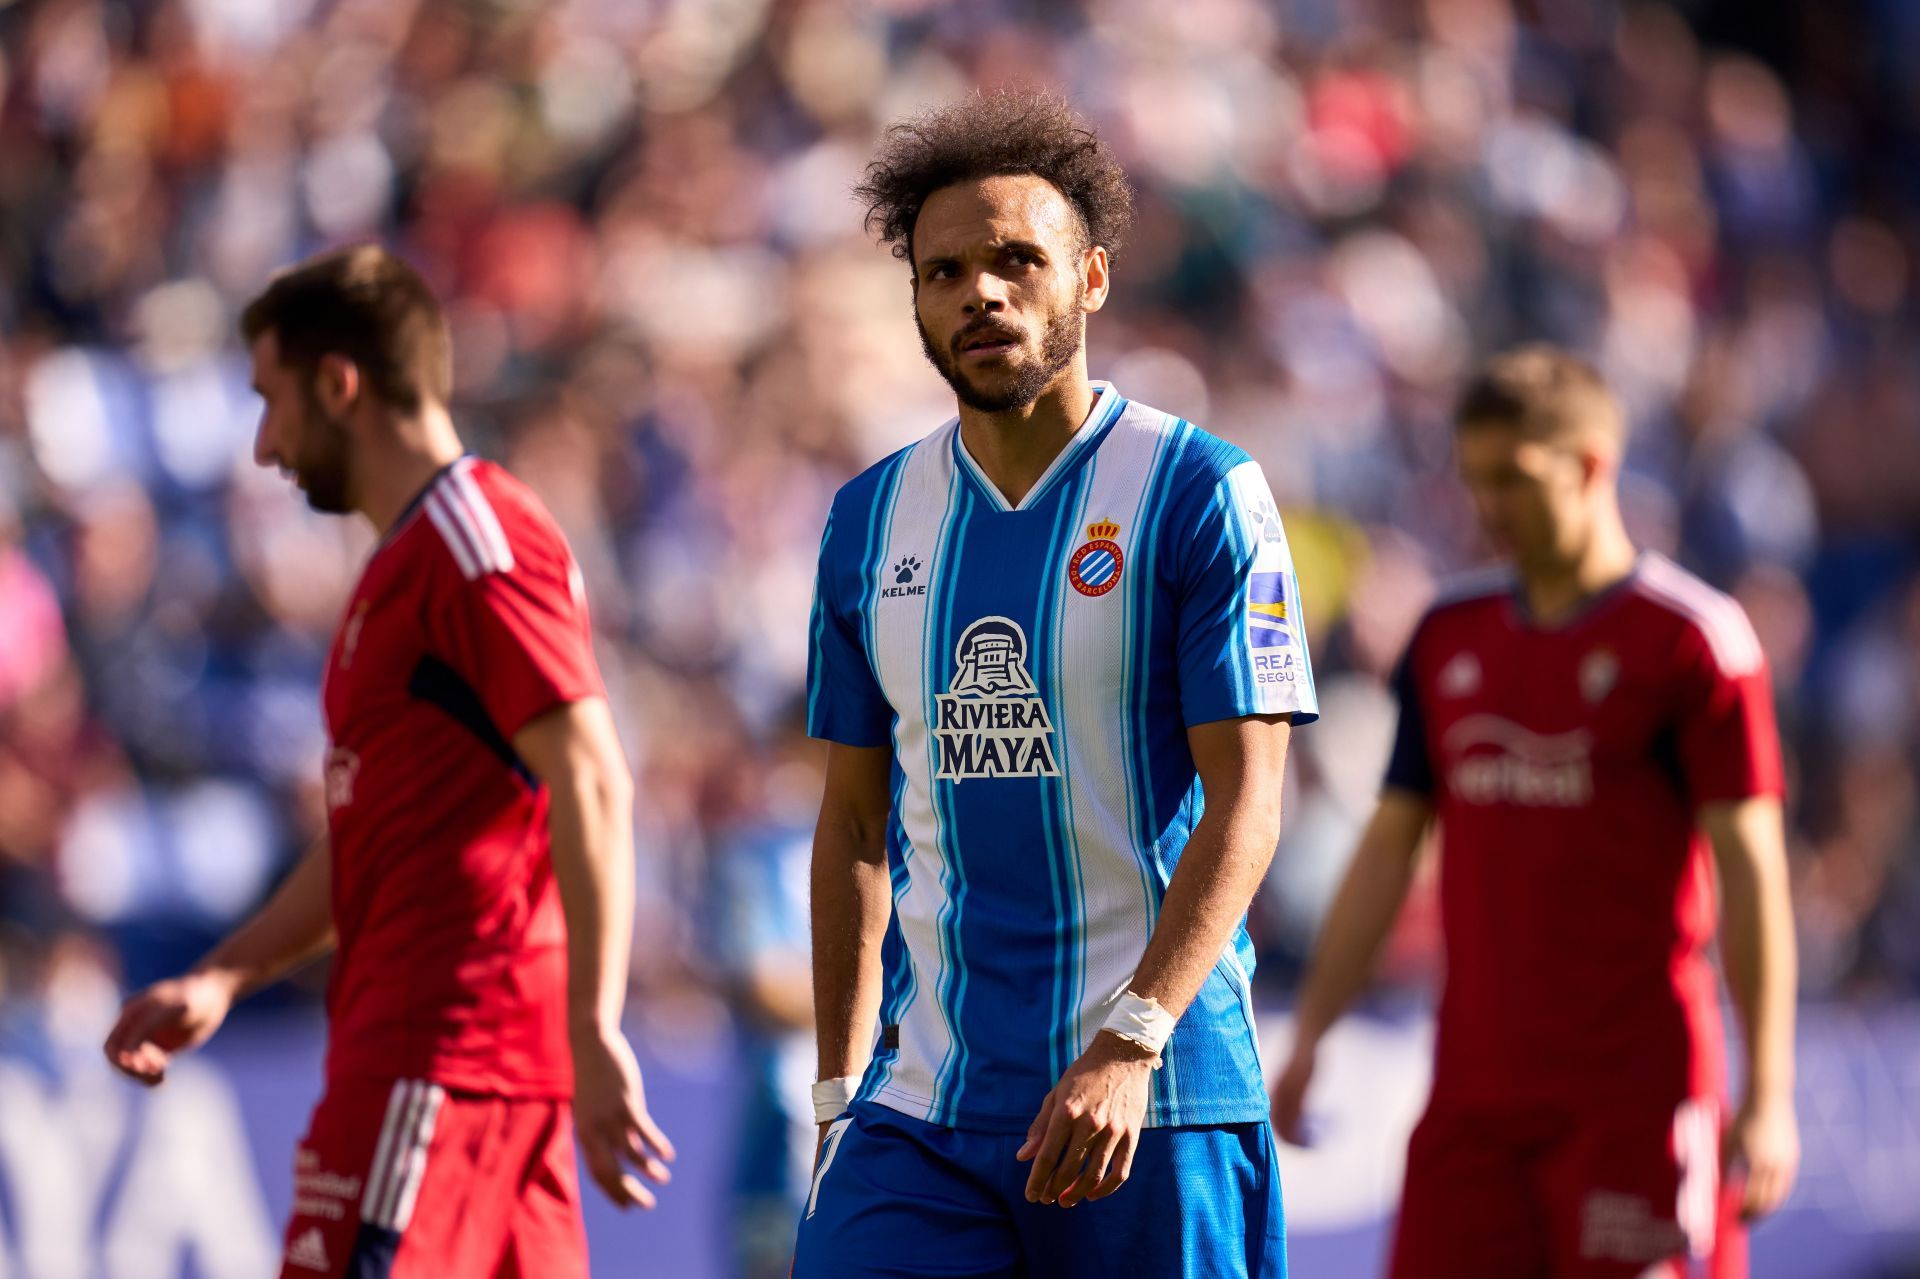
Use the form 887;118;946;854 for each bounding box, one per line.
704;711;821;1279
0;0;1915;1087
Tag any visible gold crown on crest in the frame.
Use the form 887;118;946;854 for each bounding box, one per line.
1086;519;1120;541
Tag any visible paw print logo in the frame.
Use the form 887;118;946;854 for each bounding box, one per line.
1249;496;1284;545
893;556;922;584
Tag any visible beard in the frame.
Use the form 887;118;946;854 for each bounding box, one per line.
293;387;354;514
917;291;1085;413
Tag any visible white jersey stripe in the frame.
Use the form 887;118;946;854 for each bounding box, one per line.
870;427;961;1114
1057;402;1177;1064
388;1084;446;1232
424;492;483;580
449;459;516;573
1635;555;1763;677
360;1080;415;1227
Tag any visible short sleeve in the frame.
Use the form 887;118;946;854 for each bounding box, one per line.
806;506;893;747
425;530;604;740
1676;614;1783;806
1174;459;1319;728
1381;644;1434;796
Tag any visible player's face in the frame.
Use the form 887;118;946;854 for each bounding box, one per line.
250;331;354;514
910;175;1108;413
1455;424;1592;572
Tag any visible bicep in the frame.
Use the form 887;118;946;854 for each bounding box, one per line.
1700;795;1787;878
428;554;604;743
510;696;629;791
1187;714;1293;813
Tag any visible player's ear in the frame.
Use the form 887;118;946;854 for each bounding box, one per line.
314;353;361;418
1578;436;1616;492
1080;244;1110;315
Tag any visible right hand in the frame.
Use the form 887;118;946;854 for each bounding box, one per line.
1268;1043;1317;1146
103;970;239;1085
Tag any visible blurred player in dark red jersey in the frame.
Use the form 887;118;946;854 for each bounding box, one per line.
1270;347;1798;1278
102;245;674;1278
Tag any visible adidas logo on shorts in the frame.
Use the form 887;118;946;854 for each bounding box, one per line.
287;1227;330;1271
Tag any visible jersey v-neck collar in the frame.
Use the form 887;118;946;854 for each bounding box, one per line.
376;453;471;553
1504;552;1647;634
950;382;1127;514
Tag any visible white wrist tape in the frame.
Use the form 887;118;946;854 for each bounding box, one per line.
1099;989;1177;1059
811;1075;858;1123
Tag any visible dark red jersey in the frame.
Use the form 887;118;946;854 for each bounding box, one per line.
1385;554;1783;1107
321;456;602;1097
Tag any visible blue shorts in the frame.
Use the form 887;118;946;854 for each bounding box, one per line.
792;1102;1287;1279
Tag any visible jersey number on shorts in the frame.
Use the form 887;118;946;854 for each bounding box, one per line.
806;1117;854;1220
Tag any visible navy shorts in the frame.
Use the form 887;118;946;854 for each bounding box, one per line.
792;1101;1287;1279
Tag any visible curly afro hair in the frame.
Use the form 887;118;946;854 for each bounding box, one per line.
854;90;1134;266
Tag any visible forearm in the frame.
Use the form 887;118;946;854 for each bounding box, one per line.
547;763;637;1034
1713;804;1797;1108
1126;799;1280;1022
1290;806;1426;1048
191;839;335;999
811;834;891;1080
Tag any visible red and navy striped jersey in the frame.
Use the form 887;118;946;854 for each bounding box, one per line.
321;455;602;1097
1385;553;1783;1106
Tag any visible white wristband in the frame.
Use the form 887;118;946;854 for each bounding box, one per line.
811;1075;858;1123
1099;989;1176;1060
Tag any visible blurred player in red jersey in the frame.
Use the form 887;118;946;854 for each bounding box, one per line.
101;246;674;1278
1270;347;1799;1278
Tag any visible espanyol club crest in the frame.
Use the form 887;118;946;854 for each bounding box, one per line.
1067;519;1124;597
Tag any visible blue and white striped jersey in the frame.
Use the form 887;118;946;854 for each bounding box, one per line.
807;384;1318;1133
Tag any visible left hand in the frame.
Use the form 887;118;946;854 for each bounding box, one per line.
1016;1031;1156;1208
571;1023;677;1209
1722;1095;1799;1220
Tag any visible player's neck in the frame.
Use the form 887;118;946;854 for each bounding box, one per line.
352;404;466;536
956;368;1096;508
1519;514;1638;625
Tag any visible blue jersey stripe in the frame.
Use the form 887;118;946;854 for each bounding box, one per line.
1125;419;1193;1122
1042;464;1095;1082
861;456;908;671
1216;478;1254;711
862;775;918;1103
1031;478;1082;1084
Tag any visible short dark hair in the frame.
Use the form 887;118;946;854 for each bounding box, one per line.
1455;345;1625;446
240;245;452;415
855;90;1133;265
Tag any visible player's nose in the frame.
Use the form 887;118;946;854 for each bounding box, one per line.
961;272;1008;313
252;416;280;469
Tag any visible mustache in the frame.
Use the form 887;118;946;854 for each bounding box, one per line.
951;318;1024;355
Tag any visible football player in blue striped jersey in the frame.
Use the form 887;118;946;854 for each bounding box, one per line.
794;91;1317;1279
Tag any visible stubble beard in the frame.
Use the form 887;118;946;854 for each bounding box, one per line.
295;388;355;515
918;294;1086;414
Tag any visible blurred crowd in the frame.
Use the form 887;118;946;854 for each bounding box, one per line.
1;0;1918;1140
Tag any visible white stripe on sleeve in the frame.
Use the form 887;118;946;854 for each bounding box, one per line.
425;492;483;580
450;461;516;574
